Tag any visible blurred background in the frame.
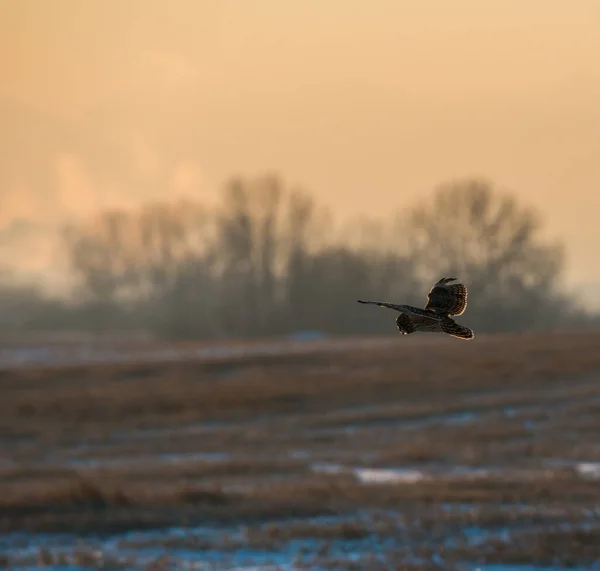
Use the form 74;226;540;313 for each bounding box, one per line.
2;0;600;341
3;3;600;570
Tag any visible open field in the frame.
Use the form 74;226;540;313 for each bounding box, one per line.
2;330;600;570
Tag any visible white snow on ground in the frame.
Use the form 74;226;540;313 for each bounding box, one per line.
310;463;569;485
312;462;427;484
7;566;290;571
575;462;600;478
353;467;425;484
231;567;294;571
3;560;590;571
0;337;403;370
473;566;590;571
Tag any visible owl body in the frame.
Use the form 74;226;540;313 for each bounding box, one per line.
358;277;474;340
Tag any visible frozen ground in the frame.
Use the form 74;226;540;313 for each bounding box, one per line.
2;331;600;569
0;335;399;370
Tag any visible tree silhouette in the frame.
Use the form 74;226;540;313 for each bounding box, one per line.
58;175;582;338
402;179;568;332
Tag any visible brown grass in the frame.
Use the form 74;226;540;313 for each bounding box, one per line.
2;330;600;567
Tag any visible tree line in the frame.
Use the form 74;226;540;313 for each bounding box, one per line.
0;176;590;339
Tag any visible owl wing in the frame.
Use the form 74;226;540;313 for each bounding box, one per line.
357;300;443;320
440;317;474;340
424;278;468;316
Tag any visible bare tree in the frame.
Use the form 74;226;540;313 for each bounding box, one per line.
63;199;213;334
214;175;331;336
401;179;568;332
59;175;580;339
213;176;280;336
62;209;137;332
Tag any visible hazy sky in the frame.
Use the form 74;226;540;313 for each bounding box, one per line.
2;0;600;286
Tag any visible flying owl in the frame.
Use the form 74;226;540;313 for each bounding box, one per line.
357;277;474;340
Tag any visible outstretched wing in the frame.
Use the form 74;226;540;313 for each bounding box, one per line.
357;300;443;321
440;318;474;340
396;313;442;334
425;277;468;316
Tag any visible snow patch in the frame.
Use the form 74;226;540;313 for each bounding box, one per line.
353;467;425;484
311;463;425;484
575;462;600;478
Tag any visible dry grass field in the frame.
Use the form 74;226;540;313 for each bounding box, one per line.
2;330;600;570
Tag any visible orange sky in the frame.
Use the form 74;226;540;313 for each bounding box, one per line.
1;0;600;287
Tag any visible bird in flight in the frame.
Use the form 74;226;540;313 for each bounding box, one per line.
357;277;474;340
